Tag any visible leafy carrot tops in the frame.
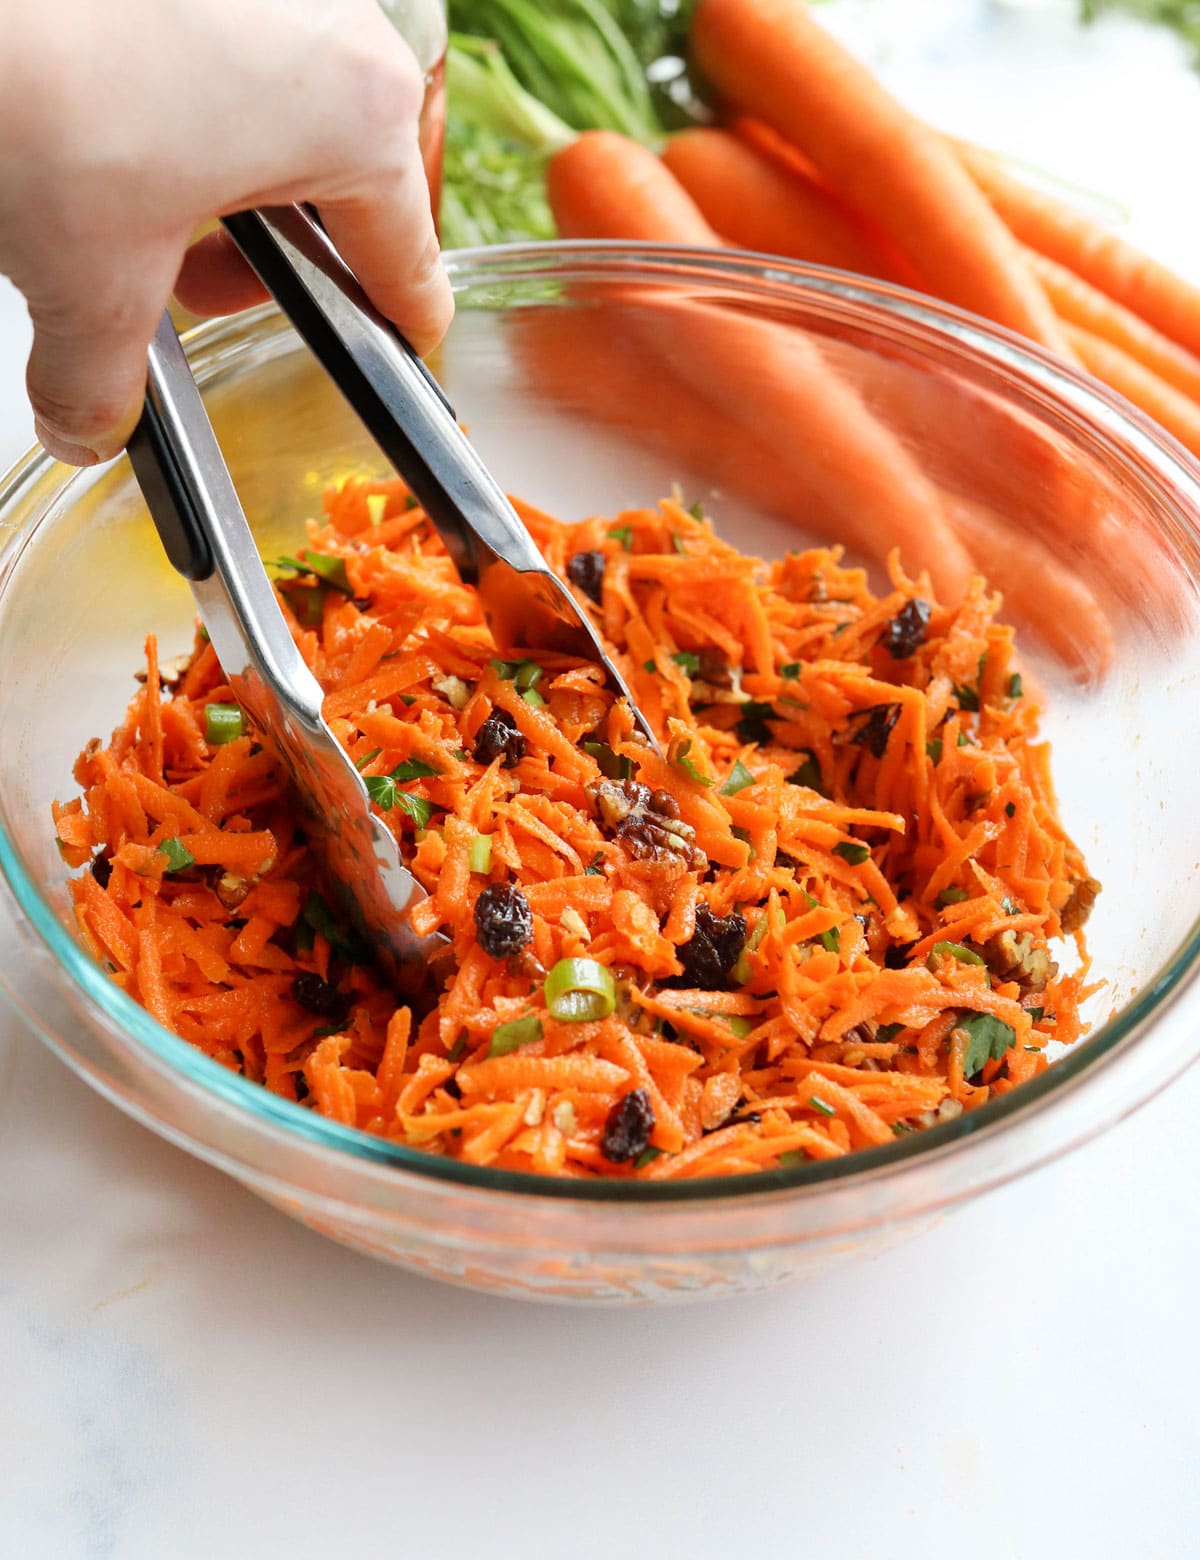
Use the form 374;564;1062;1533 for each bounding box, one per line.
53;476;1099;1180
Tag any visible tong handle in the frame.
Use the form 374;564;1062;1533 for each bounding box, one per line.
127;340;215;582
127;311;322;718
221;206;544;583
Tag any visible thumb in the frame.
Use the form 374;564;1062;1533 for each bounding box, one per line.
25;242;182;465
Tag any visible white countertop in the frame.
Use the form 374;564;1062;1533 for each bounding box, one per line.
2;5;1199;1556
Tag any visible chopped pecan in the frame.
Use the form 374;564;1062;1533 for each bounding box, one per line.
590;778;706;869
1060;875;1101;934
983;929;1057;991
215;871;251;910
697;646;736;688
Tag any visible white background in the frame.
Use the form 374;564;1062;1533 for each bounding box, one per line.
2;3;1198;1556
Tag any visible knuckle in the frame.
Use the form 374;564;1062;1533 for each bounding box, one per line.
346;44;424;153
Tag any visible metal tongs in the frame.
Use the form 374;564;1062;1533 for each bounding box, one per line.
127;204;653;990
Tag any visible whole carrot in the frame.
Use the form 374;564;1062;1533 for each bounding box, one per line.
547;129;721;245
1066;324;1200;461
1030;251;1200;403
942;492;1114;677
958;142;1200;361
545;131;975;600
662;126;905;281
691;0;1072;356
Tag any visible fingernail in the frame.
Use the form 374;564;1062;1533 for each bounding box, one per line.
34;419;101;467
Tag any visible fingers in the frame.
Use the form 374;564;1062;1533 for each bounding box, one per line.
319;160;454;360
25;239;184;465
174;228;270;318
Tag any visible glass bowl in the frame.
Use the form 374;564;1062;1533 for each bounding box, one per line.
2;244;1199;1305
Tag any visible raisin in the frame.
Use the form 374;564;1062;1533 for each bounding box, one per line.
473;707;525;769
850;703;901;759
884;942;915;970
880;598;931;659
566;549;606;604
473;882;533;958
291;973;347;1021
601;1088;656;1162
90;854;112;889
674;903;747;989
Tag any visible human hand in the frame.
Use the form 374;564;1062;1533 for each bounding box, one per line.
0;0;452;466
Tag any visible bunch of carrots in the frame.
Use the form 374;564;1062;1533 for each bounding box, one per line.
54;476;1098;1179
544;0;1200;462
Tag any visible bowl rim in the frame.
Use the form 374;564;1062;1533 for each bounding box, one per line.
3;237;1200;1207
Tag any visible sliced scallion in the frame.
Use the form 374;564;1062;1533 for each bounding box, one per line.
468;834;493;874
543;958;616;1023
488;1015;543;1057
204;702;244;745
927;940;985;970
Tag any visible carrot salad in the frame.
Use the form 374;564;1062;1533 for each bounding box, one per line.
53;477;1100;1180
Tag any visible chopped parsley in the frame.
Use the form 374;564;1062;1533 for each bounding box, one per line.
719;759;756;797
958;1011;1017;1078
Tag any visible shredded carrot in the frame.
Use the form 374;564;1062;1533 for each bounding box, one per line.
56;476;1098;1180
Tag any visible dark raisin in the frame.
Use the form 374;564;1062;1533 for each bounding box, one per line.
674;903;747;989
90;854;112;889
566;549;606;604
473;882;533;958
473;707;525;769
291;973;347;1020
719;1110;762;1132
735;701;776;746
880;598;931;659
601;1088;656;1162
774;850;801;873
884;942;915;970
850;703;901;759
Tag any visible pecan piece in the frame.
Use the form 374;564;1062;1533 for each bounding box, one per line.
590;778;706;869
983;929;1058;991
1060;875;1101;934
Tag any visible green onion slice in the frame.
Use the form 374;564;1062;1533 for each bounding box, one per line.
468;833;492;874
543;958;617;1023
204;702;245;745
488;1015;544;1058
927;940;986;970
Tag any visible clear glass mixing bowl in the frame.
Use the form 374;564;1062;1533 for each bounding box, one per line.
1;244;1198;1304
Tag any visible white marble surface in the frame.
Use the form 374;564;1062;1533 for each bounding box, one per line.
2;4;1199;1557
